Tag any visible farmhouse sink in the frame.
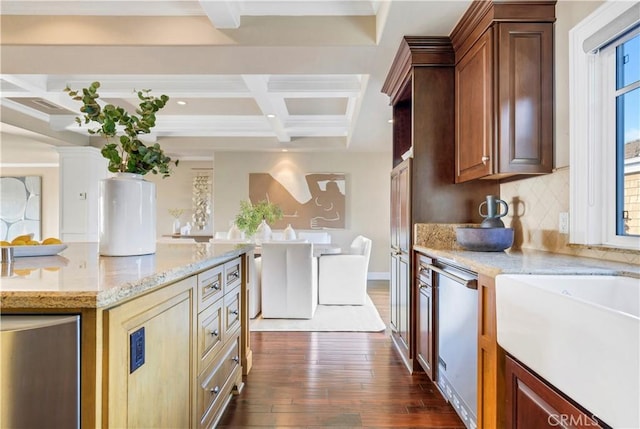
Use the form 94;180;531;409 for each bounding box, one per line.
495;274;639;428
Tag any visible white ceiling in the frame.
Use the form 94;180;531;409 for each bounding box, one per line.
0;0;471;160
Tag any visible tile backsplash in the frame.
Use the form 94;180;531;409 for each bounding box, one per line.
500;167;639;265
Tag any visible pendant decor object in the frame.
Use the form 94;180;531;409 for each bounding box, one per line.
284;224;297;240
254;219;272;245
192;173;211;230
99;173;156;256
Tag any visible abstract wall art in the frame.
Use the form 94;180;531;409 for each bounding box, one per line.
249;172;346;230
0;176;42;241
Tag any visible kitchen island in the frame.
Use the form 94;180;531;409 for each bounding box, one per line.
0;242;256;429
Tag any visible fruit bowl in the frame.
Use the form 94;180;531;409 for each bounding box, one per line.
11;244;68;258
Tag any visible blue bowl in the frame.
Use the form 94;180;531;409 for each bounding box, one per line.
455;227;514;252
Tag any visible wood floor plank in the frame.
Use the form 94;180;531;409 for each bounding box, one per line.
217;281;464;428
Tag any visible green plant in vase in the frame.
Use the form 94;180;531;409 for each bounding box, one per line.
64;81;178;177
234;200;283;237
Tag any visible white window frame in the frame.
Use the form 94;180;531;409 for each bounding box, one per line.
569;0;640;250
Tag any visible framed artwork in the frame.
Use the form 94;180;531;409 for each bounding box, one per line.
0;176;42;241
249;172;346;229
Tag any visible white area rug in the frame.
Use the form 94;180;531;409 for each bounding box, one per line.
250;295;386;332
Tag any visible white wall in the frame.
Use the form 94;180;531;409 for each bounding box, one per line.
554;0;604;167
213;151;391;275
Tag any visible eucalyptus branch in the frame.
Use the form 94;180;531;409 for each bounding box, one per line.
64;81;179;177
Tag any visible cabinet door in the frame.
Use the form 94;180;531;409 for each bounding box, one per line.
456;27;493;183
105;277;195;429
497;23;553;175
416;282;434;380
505;355;602;429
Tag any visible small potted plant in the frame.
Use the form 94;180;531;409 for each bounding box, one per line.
234;200;283;240
65;81;178;256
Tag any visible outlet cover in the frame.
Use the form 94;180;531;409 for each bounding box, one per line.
130;327;145;373
559;212;569;234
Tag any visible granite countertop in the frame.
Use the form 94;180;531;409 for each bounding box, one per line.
414;222;639;278
0;242;253;309
413;244;640;278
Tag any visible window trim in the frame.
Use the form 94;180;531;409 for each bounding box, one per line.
569;0;640;249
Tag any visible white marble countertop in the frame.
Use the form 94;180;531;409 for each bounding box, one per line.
414;245;640;278
0;242;253;309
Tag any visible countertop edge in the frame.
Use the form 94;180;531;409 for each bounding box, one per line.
1;245;253;310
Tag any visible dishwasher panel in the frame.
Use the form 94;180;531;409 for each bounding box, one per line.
1;315;80;429
435;264;478;429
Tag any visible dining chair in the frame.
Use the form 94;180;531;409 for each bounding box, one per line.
260;242;317;319
318;235;371;305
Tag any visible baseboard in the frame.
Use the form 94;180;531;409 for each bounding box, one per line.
367;272;390;280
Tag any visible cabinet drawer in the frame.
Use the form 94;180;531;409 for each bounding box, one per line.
224;286;241;336
224;258;242;293
198;265;224;312
197;335;241;427
416;254;433;284
197;298;224;371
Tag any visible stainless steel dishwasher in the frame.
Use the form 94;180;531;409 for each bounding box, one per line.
1;314;80;429
428;259;478;429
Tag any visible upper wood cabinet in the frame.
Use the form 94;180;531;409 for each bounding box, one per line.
452;1;556;182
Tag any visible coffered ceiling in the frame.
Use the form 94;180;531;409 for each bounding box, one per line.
0;0;471;159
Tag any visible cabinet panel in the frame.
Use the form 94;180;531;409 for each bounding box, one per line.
416;280;434;380
505;355;602;429
198;298;224;372
415;253;435;380
456;28;493;182
198;265;224;311
198;335;242;429
105;277;195;429
497;23;553;174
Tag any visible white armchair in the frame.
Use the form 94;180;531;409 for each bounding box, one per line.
260;242;318;319
318;235;372;305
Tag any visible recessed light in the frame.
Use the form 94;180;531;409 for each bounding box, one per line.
177;101;187;106
387;119;393;124
266;114;276;118
282;149;288;152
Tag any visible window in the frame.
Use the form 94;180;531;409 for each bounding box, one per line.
570;1;640;250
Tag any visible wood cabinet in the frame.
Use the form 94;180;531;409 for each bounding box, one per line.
477;274;505;429
104;276;195;428
452;1;555;182
390;159;412;370
505;355;602;429
196;257;244;429
383;37;499;373
103;255;246;429
415;253;435;380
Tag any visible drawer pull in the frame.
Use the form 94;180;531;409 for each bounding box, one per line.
232;356;240;364
209;329;219;337
228;270;240;280
205;281;221;291
231;309;239;316
418;282;428;290
209;386;220;395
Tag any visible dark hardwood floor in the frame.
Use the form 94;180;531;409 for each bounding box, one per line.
218;280;464;428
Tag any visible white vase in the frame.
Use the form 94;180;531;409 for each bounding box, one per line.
227;223;244;240
254;219;272;245
284;223;296;240
99;172;156;256
172;218;181;234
